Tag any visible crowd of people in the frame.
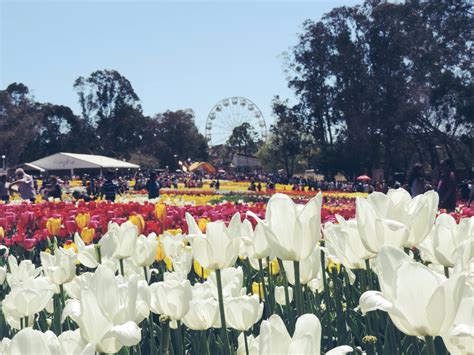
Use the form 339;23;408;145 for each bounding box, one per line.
0;159;473;211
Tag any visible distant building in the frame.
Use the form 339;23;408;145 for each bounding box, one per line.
231;155;261;172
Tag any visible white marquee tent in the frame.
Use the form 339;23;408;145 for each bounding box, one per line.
28;153;139;174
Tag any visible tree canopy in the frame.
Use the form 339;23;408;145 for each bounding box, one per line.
260;0;472;178
0;70;208;170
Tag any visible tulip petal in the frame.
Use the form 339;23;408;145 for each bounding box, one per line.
326;345;354;355
426;273;466;335
104;321;141;347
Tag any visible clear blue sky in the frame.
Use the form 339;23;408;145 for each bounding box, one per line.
1;0;361;134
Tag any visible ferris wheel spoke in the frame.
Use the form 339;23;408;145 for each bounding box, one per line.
206;97;267;146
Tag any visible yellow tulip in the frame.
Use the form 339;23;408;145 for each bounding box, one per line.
252;281;264;300
164;228;182;236
327;258;341;274
198;218;208;233
164;256;173;271
64;242;78;254
129;214;145;234
75;213;90;230
34;195;42;204
155;239;165;261
80;227;95;244
0;226;4;240
46;218;61;236
193;259;212;279
155;204;167;223
270;258;280;275
44;248;51;254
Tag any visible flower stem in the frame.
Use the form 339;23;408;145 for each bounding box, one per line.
95;244;102;264
148;314;156;354
320;248;333;348
444;267;449;278
243;331;249;355
277;258;294;334
59;283;69;331
172;321;184;355
266;257;275;314
365;259;374;290
216;269;231;355
425;336;436;355
293;260;303;317
119;258;125;276
160;320;170;355
258;259;270;315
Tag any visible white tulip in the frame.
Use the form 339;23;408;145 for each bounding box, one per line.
132;233;158;267
63;272;94;300
58;329;95;355
0;265;6;285
149;279;192;323
275;286;293;306
170;246;193;274
206;267;246;299
258;313;352;354
6;255;42;288
359;246;466;336
283;245;321;285
41;248;76;286
181;298;219;330
358;189;438;248
61;265;148;353
162;232;187;259
261;193;322;261
324;215;375;269
242;220;271;260
106;221;139;259
190;218;240;270
225;295;264;331
453;239;474;274
0;328;62;355
419;215;474;268
237;333;259;355
356;198;410;254
2;277;55;322
63;288;141;353
73;234;99;269
442;279;474;354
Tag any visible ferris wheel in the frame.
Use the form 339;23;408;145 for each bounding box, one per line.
205;97;267;146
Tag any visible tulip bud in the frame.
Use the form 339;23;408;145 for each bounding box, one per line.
129;214;145;234
252;281;264;300
198;218;208;233
155;204;167;223
270;258;280;275
46;218;61;236
155;239;165;261
193;259;212;280
75;213;90;230
80;227;95;244
275;285;293;306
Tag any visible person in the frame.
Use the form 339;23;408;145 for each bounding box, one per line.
42;176;62;200
0;175;9;203
9;168;36;202
72;190;92;202
467;180;474;208
145;172;160;199
100;171;120;202
215;179;220;190
437;159;457;211
407;163;426;197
